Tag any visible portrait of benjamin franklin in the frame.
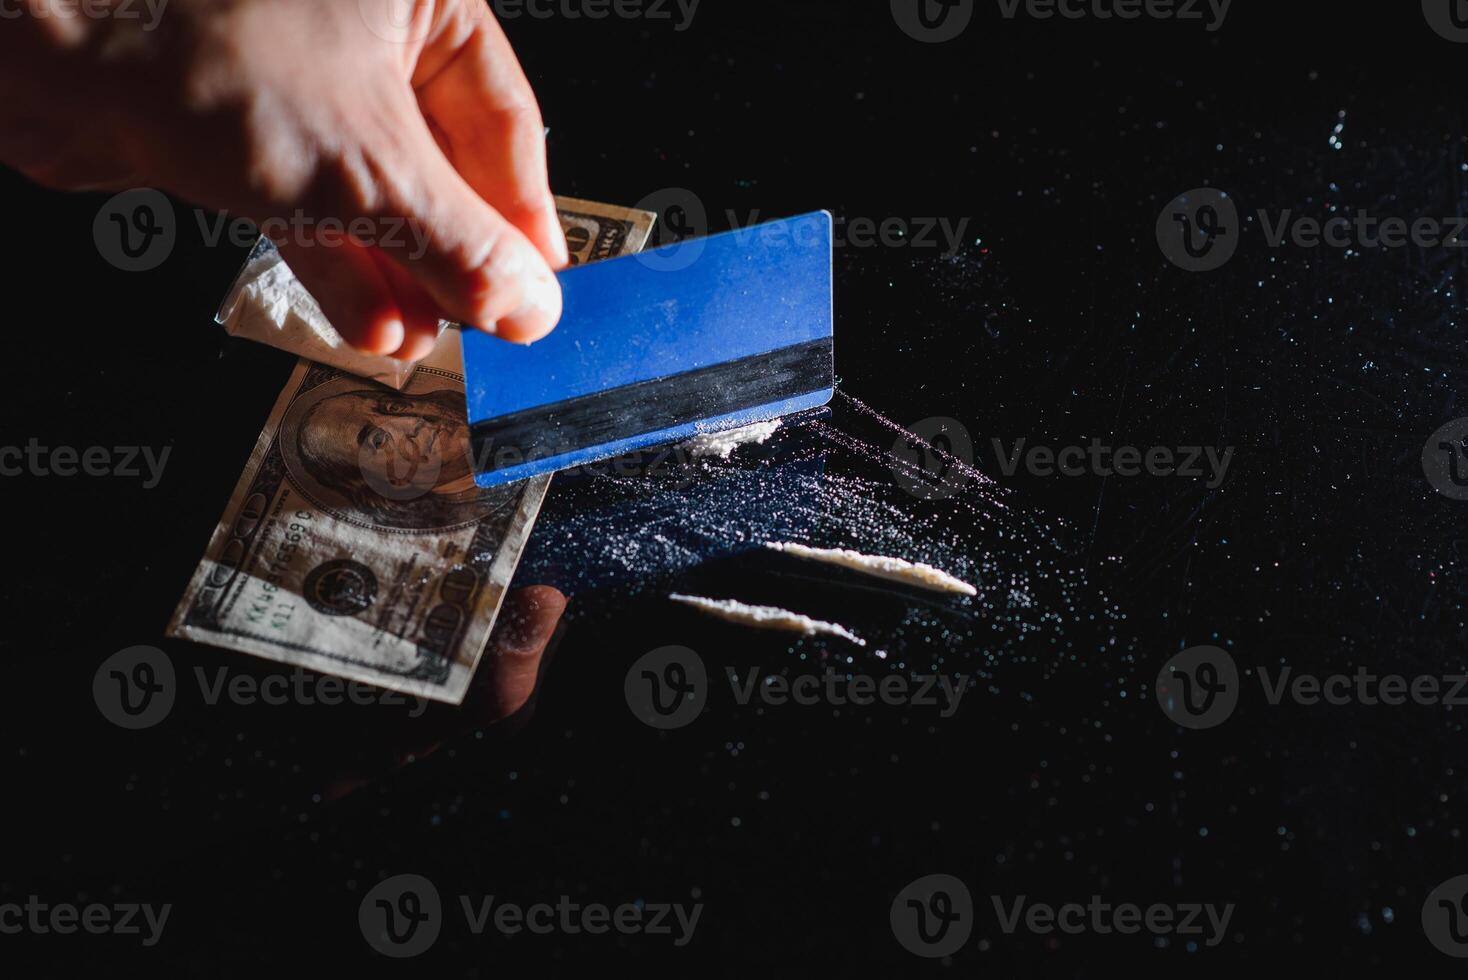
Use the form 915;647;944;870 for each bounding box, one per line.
278;370;513;532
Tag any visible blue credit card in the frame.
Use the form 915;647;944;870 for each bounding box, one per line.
462;211;835;487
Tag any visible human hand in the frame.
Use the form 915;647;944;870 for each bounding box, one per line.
2;0;567;360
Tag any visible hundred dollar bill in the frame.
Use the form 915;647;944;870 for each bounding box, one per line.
556;195;655;266
167;199;655;703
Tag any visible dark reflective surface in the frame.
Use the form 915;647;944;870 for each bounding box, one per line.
3;3;1466;973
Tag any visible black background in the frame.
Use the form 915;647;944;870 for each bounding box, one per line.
4;0;1468;974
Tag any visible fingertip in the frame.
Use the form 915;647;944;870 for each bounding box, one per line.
365;248;445;363
493;268;563;344
517;584;568;619
387;329;438;362
494;314;557;345
350;316;407;357
496;585;568;655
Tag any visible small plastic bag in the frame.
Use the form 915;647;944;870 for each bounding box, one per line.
214;236;439;389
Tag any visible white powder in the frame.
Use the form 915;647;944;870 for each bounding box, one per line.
668;593;866;646
678;419;783;460
764;541;977;596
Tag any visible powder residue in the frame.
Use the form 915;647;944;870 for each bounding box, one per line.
764;541;977;596
669;593;866;646
679;419;783;460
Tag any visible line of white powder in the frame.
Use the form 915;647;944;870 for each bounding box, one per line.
669;593;866;646
763;541;977;596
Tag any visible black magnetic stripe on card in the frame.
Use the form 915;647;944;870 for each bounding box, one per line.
469;337;834;472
